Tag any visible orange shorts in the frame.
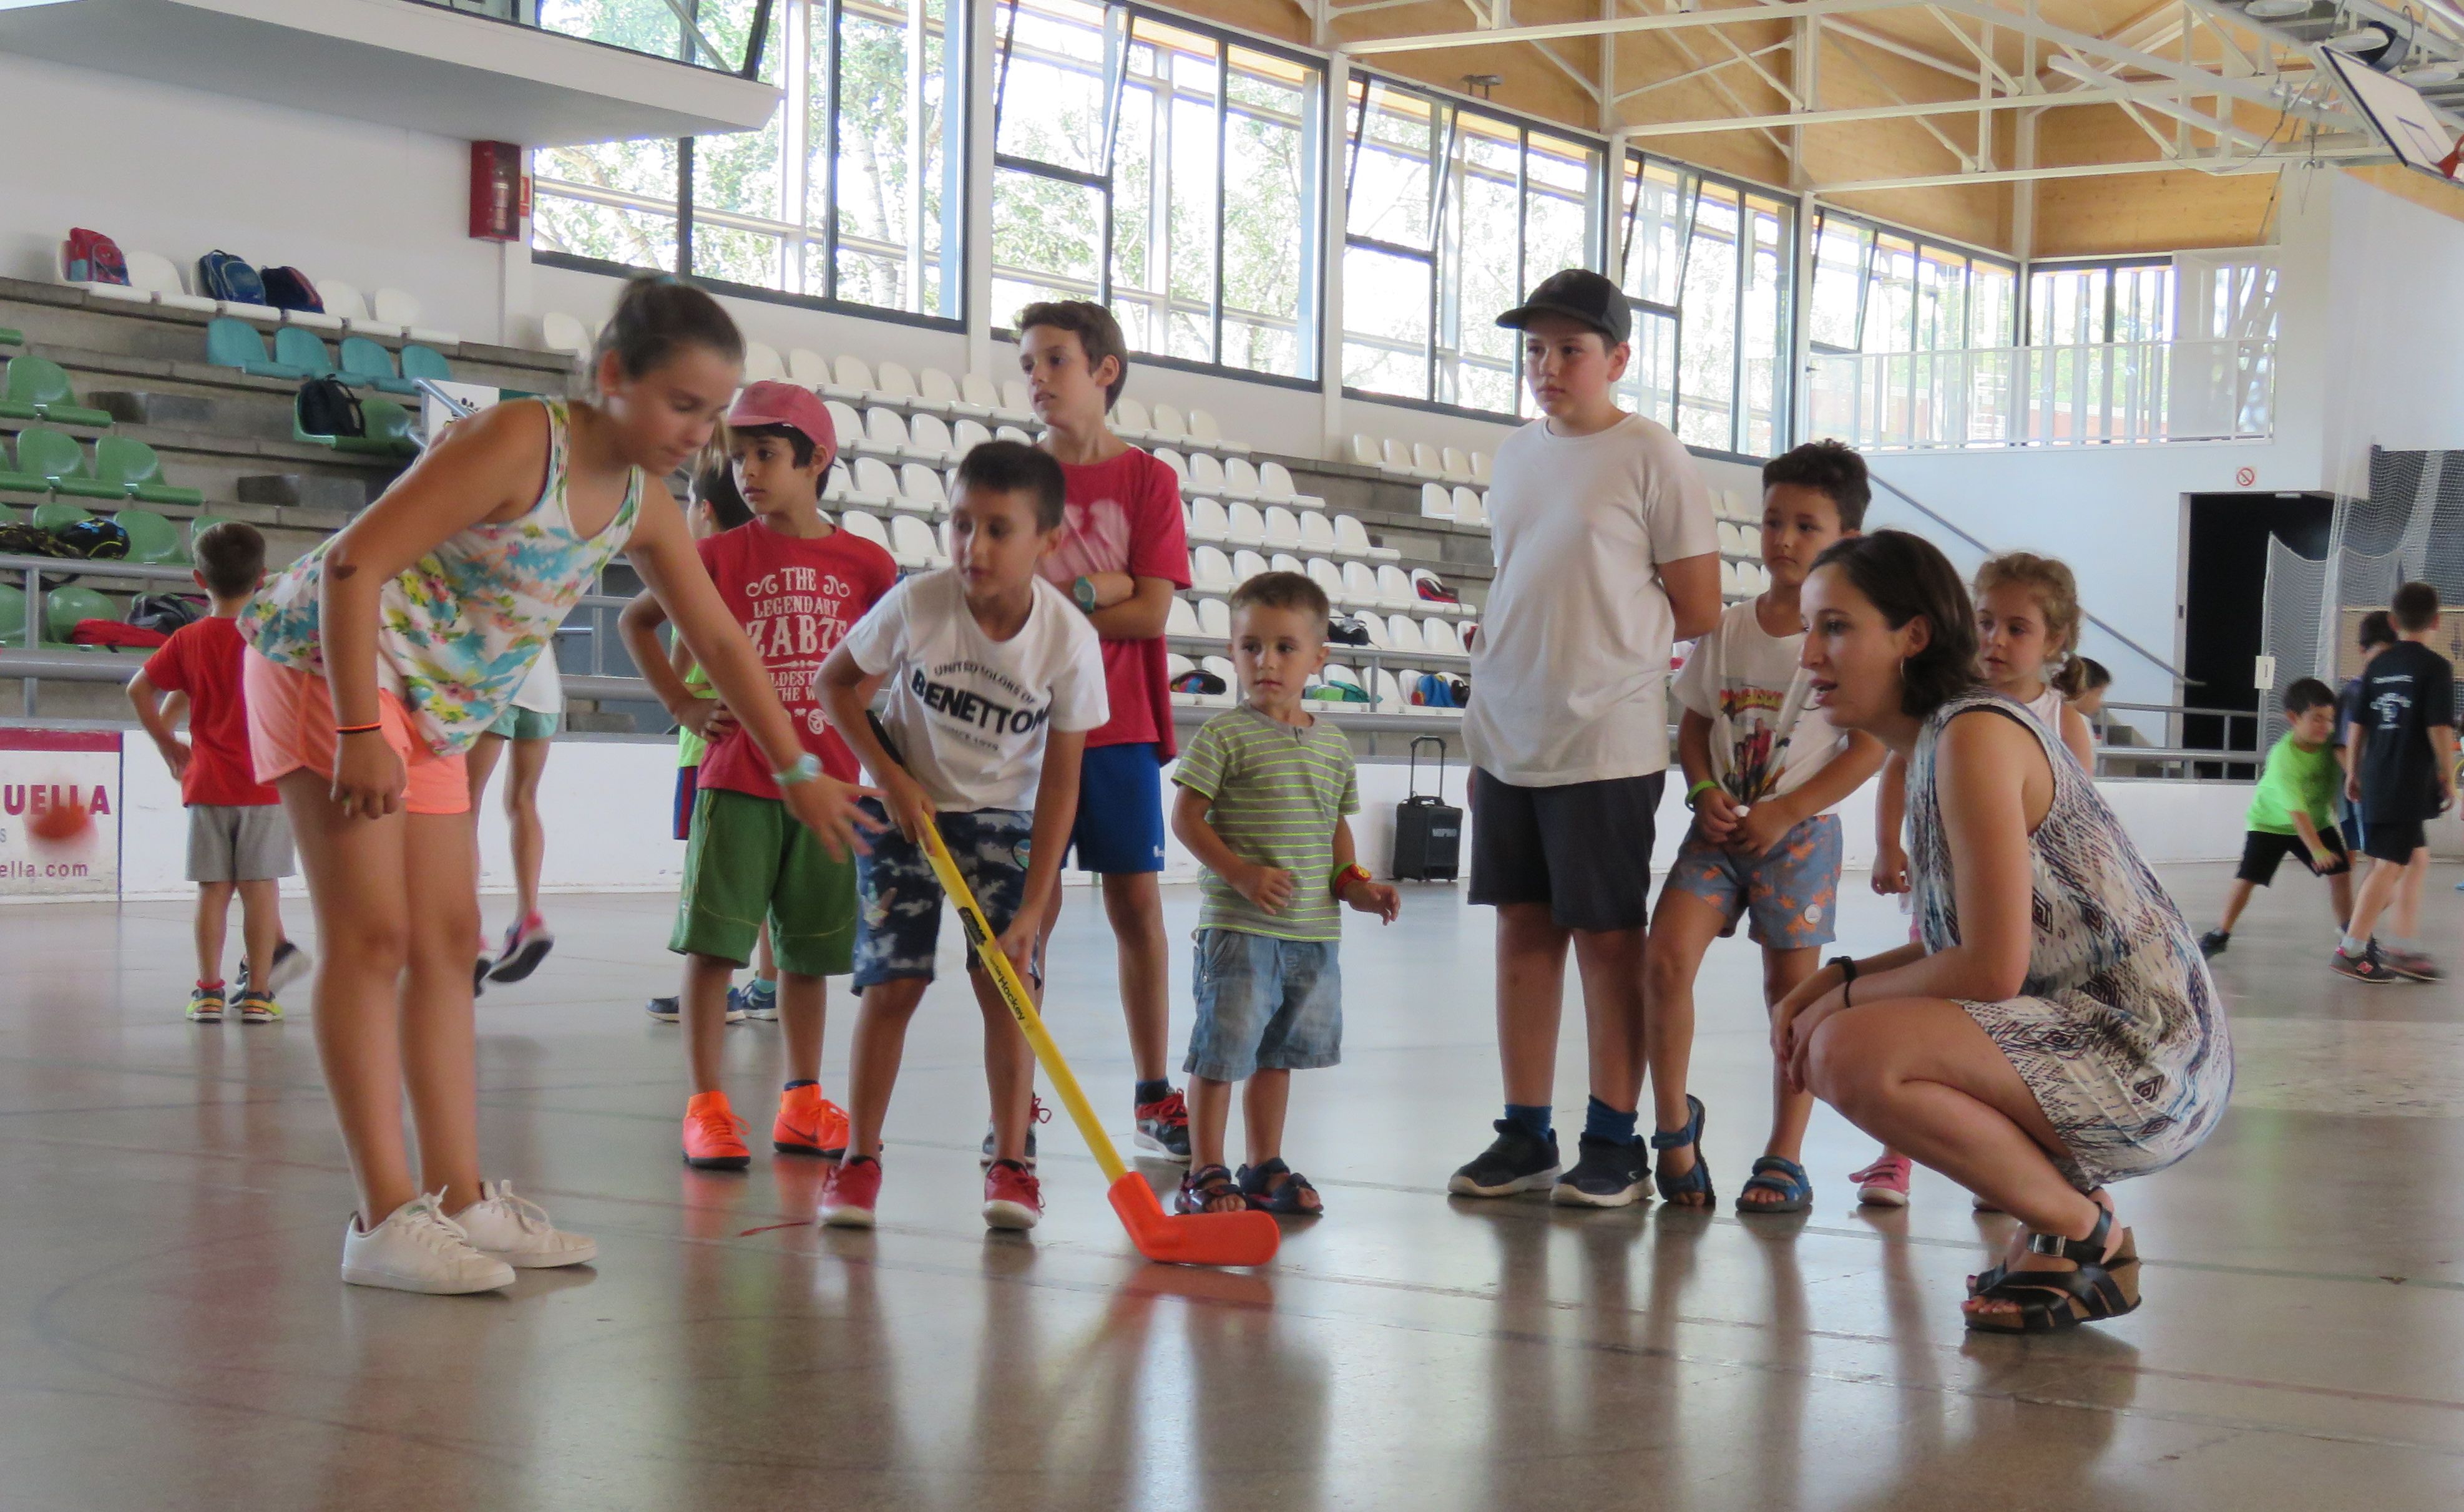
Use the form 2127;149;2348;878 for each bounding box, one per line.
243;651;469;816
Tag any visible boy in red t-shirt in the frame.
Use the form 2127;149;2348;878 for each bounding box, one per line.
619;383;897;1171
126;520;310;1023
1017;301;1195;1160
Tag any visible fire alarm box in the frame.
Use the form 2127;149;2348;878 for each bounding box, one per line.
470;141;530;242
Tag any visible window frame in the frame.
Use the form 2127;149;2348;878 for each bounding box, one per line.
530;0;972;330
1614;150;1795;456
987;0;1326;383
1805;204;2018;357
2023;255;2174;346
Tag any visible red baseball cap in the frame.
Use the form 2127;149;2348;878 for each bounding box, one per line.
727;380;837;466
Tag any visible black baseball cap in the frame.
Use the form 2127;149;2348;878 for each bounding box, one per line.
1496;268;1631;345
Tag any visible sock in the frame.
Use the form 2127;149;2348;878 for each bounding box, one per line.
2340;934;2369;956
744;976;777;1000
1503;1103;1553;1141
1582;1096;1640;1146
1135;1078;1171;1107
783;1079;818;1092
197;978;225;991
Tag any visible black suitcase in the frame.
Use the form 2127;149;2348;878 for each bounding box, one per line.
1392;736;1463;882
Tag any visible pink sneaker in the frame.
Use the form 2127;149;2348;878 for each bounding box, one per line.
1849;1155;1911;1207
487;912;555;983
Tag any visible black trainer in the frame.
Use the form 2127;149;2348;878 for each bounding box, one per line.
1551;1134;1648;1207
2198;929;2229;958
1447;1119;1562;1197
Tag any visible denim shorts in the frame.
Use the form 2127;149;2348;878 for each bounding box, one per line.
853;801;1034;988
1186;929;1342;1082
1662;812;1842;951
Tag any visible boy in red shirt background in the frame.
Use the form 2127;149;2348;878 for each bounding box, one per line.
1018;301;1195;1161
127;520;311;1023
620;383;897;1171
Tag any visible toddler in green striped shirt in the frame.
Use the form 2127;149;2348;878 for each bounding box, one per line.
1169;572;1400;1218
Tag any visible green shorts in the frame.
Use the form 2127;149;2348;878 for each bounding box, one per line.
669;787;857;976
486;705;560;741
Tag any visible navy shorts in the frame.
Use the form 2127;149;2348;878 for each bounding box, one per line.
1186;929;1341;1081
853;801;1034;988
1067;741;1166;874
1467;768;1663;933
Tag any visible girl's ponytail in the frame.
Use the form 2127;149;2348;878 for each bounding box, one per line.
591;273;743;381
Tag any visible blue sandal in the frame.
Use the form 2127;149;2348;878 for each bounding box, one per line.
1650;1094;1713;1207
1736;1156;1812;1214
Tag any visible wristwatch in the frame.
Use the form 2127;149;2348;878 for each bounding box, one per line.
773;753;823;787
1072;575;1099;612
1331;862;1372;894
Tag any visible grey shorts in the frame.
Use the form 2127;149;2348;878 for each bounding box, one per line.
188;804;295;884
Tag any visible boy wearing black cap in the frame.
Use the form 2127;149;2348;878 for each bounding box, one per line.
1449;268;1723;1207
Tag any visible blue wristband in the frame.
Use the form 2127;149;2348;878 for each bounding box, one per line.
774;753;822;787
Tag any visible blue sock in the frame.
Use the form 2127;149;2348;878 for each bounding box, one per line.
1135;1078;1172;1107
1503;1103;1553;1141
783;1079;818;1091
1583;1096;1640;1146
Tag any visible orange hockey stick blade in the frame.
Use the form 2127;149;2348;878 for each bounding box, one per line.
1107;1173;1280;1267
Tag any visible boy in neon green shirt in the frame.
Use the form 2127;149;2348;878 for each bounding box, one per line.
2201;677;2352;956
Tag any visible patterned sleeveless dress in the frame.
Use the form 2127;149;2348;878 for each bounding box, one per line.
1907;693;2233;1189
242;399;642;755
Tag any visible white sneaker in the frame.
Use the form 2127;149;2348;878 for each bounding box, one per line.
453;1181;599;1268
340;1193;516;1294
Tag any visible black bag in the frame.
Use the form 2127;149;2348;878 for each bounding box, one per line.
1392;735;1462;882
1327;614;1371;646
129;593;205;635
298;377;366;439
0;522;72;558
260;266;323;313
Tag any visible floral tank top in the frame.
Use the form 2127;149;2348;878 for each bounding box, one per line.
242;399;643;755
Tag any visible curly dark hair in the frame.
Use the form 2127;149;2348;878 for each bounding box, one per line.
1810;529;1982;719
1762;439;1870;530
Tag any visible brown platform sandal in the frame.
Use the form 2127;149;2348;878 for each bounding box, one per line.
1964;1206;2141;1334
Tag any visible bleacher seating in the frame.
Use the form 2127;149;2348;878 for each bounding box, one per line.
1;357;114;427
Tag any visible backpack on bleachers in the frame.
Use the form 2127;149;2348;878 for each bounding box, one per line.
197;250;268;307
296;377;366;439
64;228;128;285
129;593;205;635
261;266;323;314
1413;672;1461;710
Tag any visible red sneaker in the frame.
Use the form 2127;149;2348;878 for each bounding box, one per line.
773;1085;849;1158
682;1090;751;1171
982;1159;1042;1231
822;1156;882;1228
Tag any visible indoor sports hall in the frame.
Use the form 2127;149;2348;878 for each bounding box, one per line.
4;0;2463;1506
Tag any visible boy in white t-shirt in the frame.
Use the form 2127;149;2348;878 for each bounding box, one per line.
816;441;1110;1235
1449;268;1723;1208
1641;441;1885;1215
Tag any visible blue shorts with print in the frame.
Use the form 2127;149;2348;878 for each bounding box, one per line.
853;801;1034;988
1186;929;1342;1082
1663;812;1843;951
1066;741;1166;874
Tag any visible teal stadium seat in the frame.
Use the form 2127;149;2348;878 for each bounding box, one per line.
337;336;414;394
206;317;310;380
295;391;419;459
399;344;454;386
271;326;336;378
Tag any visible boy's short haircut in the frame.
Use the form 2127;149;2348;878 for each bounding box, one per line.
1761;439;1870;531
192;520;266;599
731;421;815;470
956;439;1067;531
2357;609;2396;651
2075;656;2112;692
692;454;755;531
1229;570;1329;625
2392;580;2440;632
2283;676;2336;716
1015;300;1130;408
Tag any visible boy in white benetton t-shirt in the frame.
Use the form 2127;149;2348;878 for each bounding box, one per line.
817;440;1108;1236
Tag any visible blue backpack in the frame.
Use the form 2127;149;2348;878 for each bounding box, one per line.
1414;672;1461;710
197;250;267;308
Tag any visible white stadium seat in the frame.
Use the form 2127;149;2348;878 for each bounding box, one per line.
745;341;788;382
1150;402;1186;442
897;462;946;512
1199;597;1233;638
874;361;918;401
1470;450;1492;482
826;355;873;401
1111;397;1150;436
1420;482;1453;519
952;417;992;454
823;461;852;502
918;366;963;411
1000;378;1033;417
1263;505;1303;550
1166;597;1201;637
1331;515;1374;559
1412;442;1443;476
1349;433;1381;467
1153;447;1190;487
1270;553;1304;578
1386;615;1425;653
1231;548;1269;583
864;407;911;456
995;424;1032;444
1189;452;1228;496
1381;437;1412;472
1225;501;1266;546
1455;490;1489;529
1343;560;1381;607
1223;457;1261;499
1422;618;1463;656
907;412;954;461
1377;565;1414;608
1300;511;1337;554
840;509;891;550
1186;496;1230;542
790;347;833;384
1192;545;1235;592
373;287;457;346
889;514;944;569
959;372;1002;416
311;278;384;330
825;400;868;454
1720;560;1743;598
1258;461;1296;502
541;311;592;358
1308;557;1349;607
1188;408;1223;446
1440;446;1473;482
851;456;901;509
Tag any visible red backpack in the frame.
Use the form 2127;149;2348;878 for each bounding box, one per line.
64;228;128;285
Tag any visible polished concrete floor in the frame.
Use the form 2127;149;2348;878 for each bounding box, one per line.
5;864;2462;1510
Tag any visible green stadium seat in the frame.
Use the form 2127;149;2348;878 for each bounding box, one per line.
112;508;186;566
0;356;114;427
187;512;243;551
206;317;309;381
30;499;92;532
16;429;121;500
0;582;24;647
42;584;119;645
337;336;414;394
399;344;454;386
271;326;336;379
0;329;23;349
94;437;203;507
298;392;418;459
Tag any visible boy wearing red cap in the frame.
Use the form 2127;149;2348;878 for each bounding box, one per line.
618;381;899;1171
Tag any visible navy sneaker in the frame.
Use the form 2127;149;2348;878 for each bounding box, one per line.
737;977;778;1022
1550;1134;1648;1207
2198;929;2229;958
645;995;681;1023
1135;1088;1191;1163
2332;942;2398;983
1447;1120;1562;1197
980;1094;1049;1170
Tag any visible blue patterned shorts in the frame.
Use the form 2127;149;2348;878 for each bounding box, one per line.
1664;812;1842;951
852;801;1034;988
1186;929;1342;1081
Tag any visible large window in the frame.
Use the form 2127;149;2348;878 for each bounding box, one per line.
1613;155;1792;456
991;1;1321;379
2026;260;2171;345
1341;77;1602;413
532;0;967;322
1802;210;2018;449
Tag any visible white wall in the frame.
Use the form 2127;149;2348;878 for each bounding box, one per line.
2311;168;2464;497
0;52;505;341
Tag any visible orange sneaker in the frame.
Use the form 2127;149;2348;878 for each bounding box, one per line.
682;1090;751;1171
773;1085;850;1159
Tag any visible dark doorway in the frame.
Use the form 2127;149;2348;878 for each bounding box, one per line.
2183;491;2333;775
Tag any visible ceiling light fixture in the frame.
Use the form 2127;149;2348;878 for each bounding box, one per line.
2395;60;2463;84
2242;0;2312;18
2324;24;2394;52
